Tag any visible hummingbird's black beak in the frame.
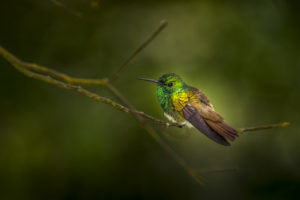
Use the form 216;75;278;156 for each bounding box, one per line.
137;78;161;85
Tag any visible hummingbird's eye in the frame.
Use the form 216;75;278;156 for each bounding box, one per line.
167;83;173;87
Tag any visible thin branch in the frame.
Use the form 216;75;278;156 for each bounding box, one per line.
0;45;203;184
0;45;181;128
0;45;290;132
0;47;108;86
109;20;168;82
0;46;290;131
237;122;290;133
25;63;108;86
0;44;204;184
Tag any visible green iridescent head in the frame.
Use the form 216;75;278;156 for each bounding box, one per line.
138;73;187;112
157;73;186;93
137;73;186;93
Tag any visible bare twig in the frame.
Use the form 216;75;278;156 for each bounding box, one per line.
237;122;290;133
109;20;168;82
0;47;108;86
0;44;204;184
0;45;181;128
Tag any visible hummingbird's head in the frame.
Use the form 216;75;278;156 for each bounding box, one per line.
138;73;186;93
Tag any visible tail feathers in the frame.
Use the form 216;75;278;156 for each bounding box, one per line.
206;121;238;141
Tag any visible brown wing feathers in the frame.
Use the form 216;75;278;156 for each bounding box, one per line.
182;105;230;146
206;121;238;141
184;87;238;145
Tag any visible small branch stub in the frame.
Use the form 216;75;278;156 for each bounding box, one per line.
237;122;290;133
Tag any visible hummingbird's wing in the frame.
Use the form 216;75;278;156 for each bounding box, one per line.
181;104;231;146
186;87;238;142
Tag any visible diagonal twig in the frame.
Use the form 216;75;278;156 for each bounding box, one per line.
0;44;205;184
109;20;168;82
0;45;182;128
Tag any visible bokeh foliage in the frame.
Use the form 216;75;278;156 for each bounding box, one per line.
0;0;300;199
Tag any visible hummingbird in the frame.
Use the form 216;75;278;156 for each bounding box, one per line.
138;73;238;146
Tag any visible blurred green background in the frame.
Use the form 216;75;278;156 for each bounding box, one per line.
1;0;300;199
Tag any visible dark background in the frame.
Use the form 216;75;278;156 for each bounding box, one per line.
1;0;300;199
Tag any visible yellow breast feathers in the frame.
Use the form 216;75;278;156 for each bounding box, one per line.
171;92;189;111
